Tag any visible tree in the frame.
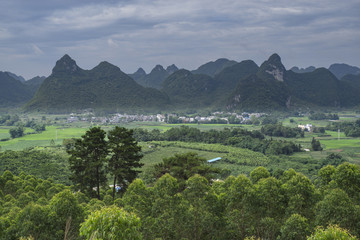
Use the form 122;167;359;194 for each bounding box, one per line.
307;225;358;240
9;125;24;138
332;162;360;201
79;206;142;240
321;153;345;167
48;190;85;240
68;127;108;199
311;137;323;151
250;167;270;184
279;214;310;240
315;188;360;235
153;152;220;189
107;126;143;200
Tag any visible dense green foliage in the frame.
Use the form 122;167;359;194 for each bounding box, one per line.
80;206;142;240
68;127;109;199
0;148;70;184
309;113;339;120
108;126;143;198
307;225;358;240
152;152;221;188
311;137;323;151
68;127;143;199
0;171;85;240
9;126;24;138
1;160;359;239
261;123;304;138
0;115;21;126
133;126;302;155
326;119;360;137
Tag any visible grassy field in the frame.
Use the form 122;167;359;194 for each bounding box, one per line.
1;118;360;170
0;127;10;139
0;126;89;150
0;122;255;150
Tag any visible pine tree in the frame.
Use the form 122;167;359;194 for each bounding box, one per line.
107;127;143;200
68;127;108;199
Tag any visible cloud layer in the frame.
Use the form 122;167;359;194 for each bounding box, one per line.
0;0;359;79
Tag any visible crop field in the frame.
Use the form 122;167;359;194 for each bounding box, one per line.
0;126;88;150
0;128;10;139
1;116;360;178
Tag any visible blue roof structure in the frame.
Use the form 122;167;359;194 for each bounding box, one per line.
207;157;222;163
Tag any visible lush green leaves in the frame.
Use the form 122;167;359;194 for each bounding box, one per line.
80;206;142;240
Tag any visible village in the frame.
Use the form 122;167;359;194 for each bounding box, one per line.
66;112;265;124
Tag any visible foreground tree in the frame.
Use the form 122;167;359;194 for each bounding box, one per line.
107;127;143;199
307;225;358;240
79;206;142;240
68;127;108;199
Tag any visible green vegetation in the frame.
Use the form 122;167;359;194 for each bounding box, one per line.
5;53;360;113
24;55;170;113
0;148;70;184
261;123;304;138
3;162;359;239
80;206;142;240
68;127;143;199
1;111;360;239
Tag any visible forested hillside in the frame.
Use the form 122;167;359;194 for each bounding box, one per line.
24;55;170;113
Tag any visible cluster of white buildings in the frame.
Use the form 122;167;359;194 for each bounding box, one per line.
66;112;265;124
298;124;313;132
67;113;166;124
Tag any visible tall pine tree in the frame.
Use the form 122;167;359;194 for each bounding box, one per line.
108;127;143;199
68;127;108;199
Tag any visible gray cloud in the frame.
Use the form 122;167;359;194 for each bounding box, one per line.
0;0;359;79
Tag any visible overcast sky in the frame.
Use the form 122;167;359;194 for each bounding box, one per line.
0;0;359;79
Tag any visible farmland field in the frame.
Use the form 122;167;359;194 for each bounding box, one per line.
1;115;360;179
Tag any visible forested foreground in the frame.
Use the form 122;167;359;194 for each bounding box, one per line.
0;162;359;240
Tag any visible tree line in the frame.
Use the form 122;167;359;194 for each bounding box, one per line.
326;119;360;137
0;161;359;239
133;125;302;155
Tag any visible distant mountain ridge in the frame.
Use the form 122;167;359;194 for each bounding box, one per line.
3;53;359;113
129;64;179;89
192;58;237;77
0;72;33;106
329;63;360;79
25;55;170;113
290;66;316;73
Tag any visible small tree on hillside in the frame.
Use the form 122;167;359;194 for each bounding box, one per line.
311;137;323;151
9;126;24;138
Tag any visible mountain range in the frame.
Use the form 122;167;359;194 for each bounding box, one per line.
1;54;360;113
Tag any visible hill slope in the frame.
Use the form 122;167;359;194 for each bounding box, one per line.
25;55;170;113
162;69;216;108
192;58;237;77
329;63;360;79
0;72;33;106
130;64;178;89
